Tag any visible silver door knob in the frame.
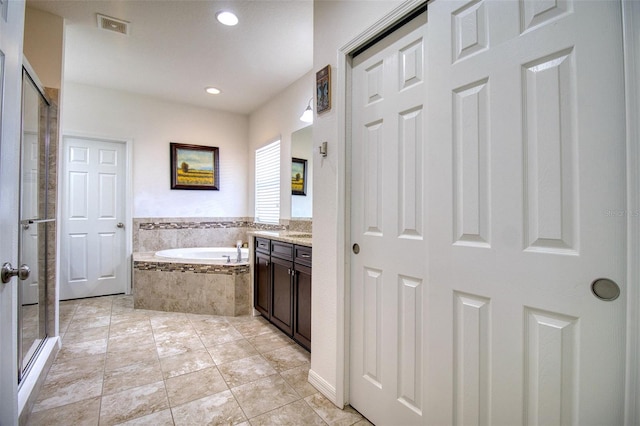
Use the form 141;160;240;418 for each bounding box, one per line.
1;262;30;284
116;222;124;228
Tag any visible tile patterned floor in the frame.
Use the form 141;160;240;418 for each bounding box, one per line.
27;295;370;426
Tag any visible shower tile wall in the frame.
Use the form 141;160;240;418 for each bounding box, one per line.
44;87;59;337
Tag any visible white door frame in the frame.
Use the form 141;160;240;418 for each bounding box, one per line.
333;1;640;423
59;132;133;296
622;1;640;422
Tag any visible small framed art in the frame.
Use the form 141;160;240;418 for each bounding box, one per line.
316;65;331;114
170;143;220;190
291;157;307;196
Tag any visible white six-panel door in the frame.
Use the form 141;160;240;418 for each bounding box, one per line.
350;14;428;425
350;1;627;425
61;136;127;300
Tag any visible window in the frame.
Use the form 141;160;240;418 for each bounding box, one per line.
255;140;281;224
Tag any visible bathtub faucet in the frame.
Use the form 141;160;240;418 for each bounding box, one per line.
236;240;242;263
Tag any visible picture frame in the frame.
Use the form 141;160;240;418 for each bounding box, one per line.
316;65;331;114
170;142;220;190
291;157;307;196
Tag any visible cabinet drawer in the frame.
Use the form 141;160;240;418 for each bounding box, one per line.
271;241;293;260
255;237;270;254
294;245;312;267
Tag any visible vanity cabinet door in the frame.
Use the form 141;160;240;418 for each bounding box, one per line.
254;251;271;318
293;263;311;351
270;256;293;336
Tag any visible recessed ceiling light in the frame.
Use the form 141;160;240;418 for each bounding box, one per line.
205;87;221;95
216;11;238;26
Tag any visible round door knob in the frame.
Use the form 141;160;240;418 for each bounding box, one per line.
591;278;620;301
352;243;360;254
116;222;125;228
1;263;30;284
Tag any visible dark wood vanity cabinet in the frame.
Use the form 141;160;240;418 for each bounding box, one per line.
254;237;311;351
253;249;271;318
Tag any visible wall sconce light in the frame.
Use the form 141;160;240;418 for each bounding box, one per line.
300;97;313;123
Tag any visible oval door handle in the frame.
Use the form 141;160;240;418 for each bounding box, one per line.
352;243;360;254
116;222;125;228
1;263;30;284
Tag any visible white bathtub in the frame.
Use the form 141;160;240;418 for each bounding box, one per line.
155;247;249;262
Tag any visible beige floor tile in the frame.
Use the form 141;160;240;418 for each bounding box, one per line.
149;313;190;330
66;315;111;331
155;334;205;358
197;324;244;347
262;344;310;372
62;325;109;343
165;366;229;407
109;311;151;326
32;370;103;413
107;331;156;354
55;338;107;361
99;381;169;426
280;364;317;398
217;354;277;388
113;409;174;425
108;318;152;338
159;348;215;379
28;295;327;426
249;399;327;425
43;354;105;385
352;419;374;426
230;375;299;418
231;317;277;338
105;343;158;371
304;393;364;426
73;304;113;319
103;359;164;395
207;339;258;364
247;331;295;354
153;327;199;343
27;396;100;426
171;390;246;426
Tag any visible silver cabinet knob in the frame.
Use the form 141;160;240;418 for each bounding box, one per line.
116;222;125;228
1;263;30;284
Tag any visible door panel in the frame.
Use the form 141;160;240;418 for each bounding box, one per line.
350;13;427;425
0;1;26;422
61;137;126;300
349;1;627;425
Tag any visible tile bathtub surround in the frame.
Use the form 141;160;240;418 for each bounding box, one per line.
133;217;294;252
133;257;251;316
26;295;370;426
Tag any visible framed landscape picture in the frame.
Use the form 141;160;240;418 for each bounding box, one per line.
291;157;307;196
170;143;220;190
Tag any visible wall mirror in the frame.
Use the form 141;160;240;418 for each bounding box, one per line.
291;125;312;218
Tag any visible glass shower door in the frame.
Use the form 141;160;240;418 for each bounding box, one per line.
18;67;51;381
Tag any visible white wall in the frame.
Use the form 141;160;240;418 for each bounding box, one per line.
249;71;314;221
311;0;404;406
62;82;250;218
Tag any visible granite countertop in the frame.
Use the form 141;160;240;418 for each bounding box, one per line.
250;230;312;247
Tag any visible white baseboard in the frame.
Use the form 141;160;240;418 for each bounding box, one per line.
308;369;342;408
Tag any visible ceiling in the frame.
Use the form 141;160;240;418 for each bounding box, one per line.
26;0;313;115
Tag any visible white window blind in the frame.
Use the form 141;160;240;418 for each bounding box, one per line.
255;140;281;224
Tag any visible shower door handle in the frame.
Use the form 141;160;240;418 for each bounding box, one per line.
1;262;30;284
